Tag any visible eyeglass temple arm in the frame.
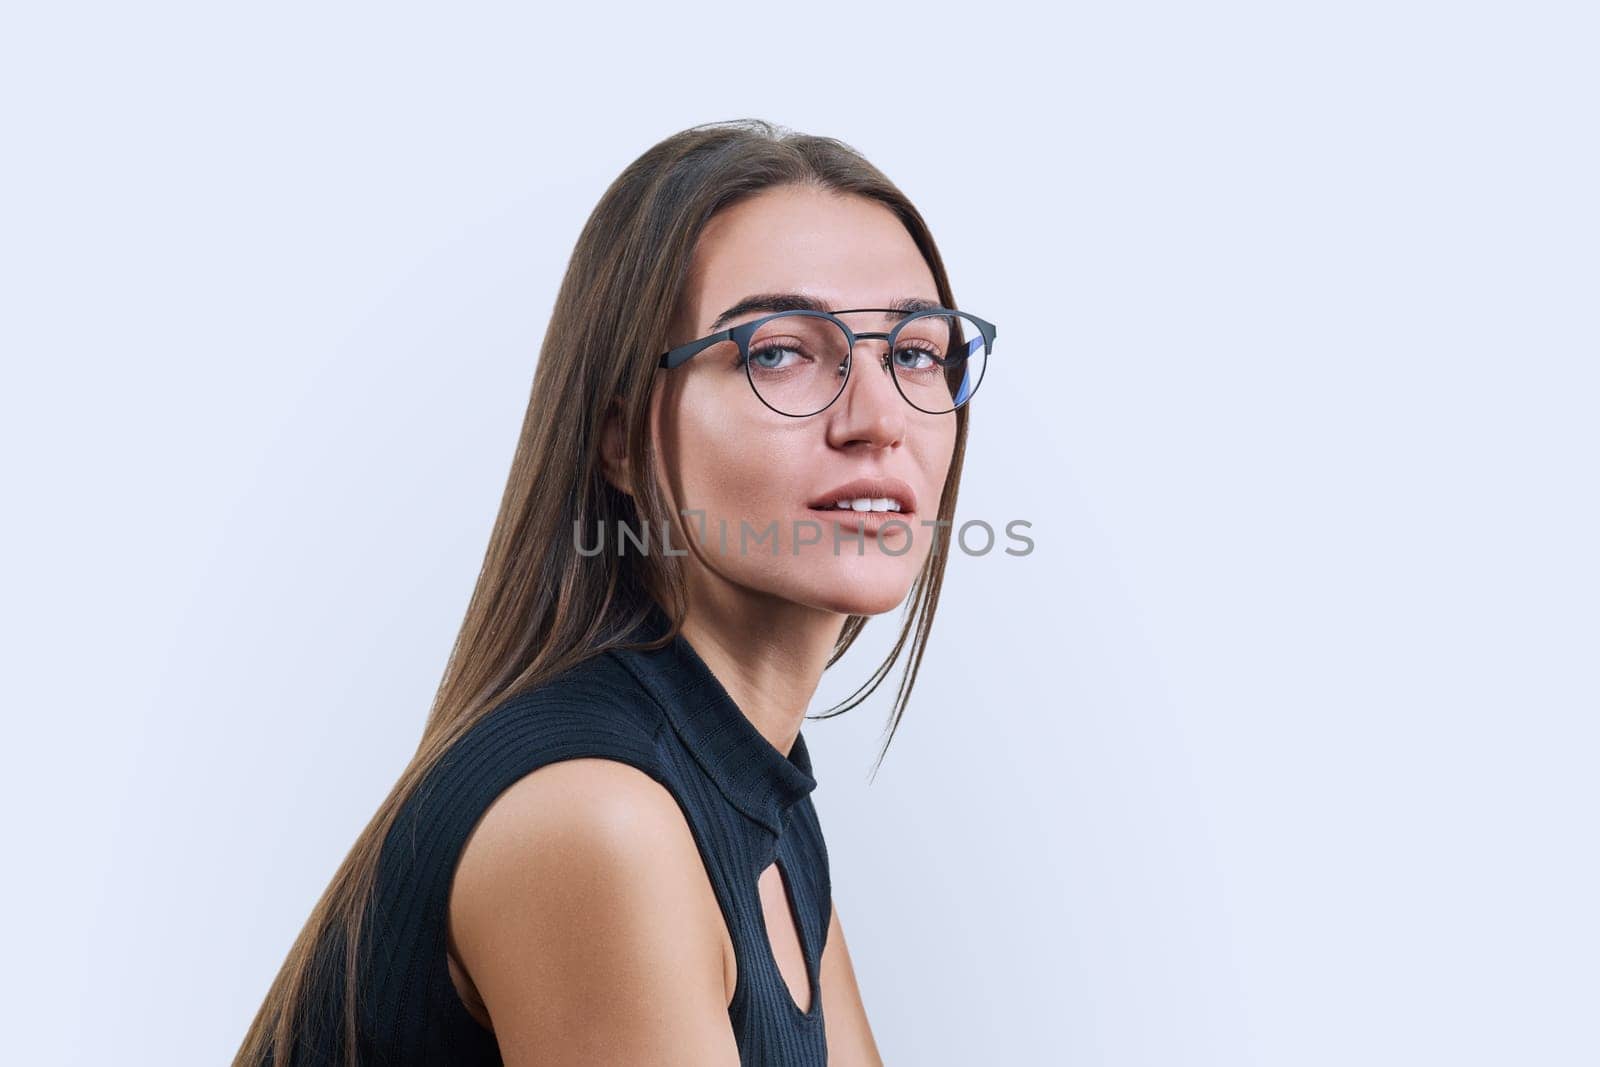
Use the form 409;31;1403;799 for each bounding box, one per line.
658;330;732;370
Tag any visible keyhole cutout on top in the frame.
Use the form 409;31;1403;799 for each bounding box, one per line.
756;858;811;1014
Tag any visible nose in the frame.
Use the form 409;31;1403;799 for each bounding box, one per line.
825;333;906;448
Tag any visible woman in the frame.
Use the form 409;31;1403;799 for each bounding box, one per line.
236;118;994;1066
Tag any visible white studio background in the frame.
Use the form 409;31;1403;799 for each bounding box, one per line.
2;3;1595;1065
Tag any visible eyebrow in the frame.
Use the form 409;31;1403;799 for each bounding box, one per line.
707;292;942;332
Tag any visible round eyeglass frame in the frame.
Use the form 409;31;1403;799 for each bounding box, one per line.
655;306;997;418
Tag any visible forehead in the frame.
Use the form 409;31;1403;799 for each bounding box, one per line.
682;185;939;332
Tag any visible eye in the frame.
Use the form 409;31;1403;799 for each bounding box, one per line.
743;342;809;371
892;344;943;371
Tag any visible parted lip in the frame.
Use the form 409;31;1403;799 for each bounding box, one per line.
806;477;918;513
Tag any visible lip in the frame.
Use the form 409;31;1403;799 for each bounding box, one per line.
806;476;919;516
805;508;914;539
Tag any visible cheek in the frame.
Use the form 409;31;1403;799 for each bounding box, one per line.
915;417;960;487
673;380;798;519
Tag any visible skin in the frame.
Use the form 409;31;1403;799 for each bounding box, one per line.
450;183;955;1064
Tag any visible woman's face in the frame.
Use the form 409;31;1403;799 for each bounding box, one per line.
647;184;959;618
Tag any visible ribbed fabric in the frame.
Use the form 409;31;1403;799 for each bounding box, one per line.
278;601;832;1065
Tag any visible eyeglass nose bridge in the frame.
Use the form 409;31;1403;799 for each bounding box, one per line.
838;328;895;369
825;330;898;416
818;328;908;417
848;329;894;344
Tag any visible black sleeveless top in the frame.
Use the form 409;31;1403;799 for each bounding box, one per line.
290;603;833;1065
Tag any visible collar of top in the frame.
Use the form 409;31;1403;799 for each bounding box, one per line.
608;600;818;836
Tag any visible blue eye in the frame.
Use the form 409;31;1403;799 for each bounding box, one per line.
744;344;804;371
893;345;942;370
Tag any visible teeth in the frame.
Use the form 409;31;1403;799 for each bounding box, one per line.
832;497;902;512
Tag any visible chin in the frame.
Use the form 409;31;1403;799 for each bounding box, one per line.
792;565;921;618
820;593;907;617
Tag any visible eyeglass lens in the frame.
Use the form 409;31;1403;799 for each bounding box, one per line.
743;311;988;417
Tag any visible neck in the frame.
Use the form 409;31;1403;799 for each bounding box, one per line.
664;585;844;758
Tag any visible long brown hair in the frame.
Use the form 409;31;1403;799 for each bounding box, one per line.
234;117;971;1065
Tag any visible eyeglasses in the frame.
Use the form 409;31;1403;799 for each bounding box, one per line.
656;306;996;417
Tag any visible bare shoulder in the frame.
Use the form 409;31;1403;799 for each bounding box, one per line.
448;758;740;1067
